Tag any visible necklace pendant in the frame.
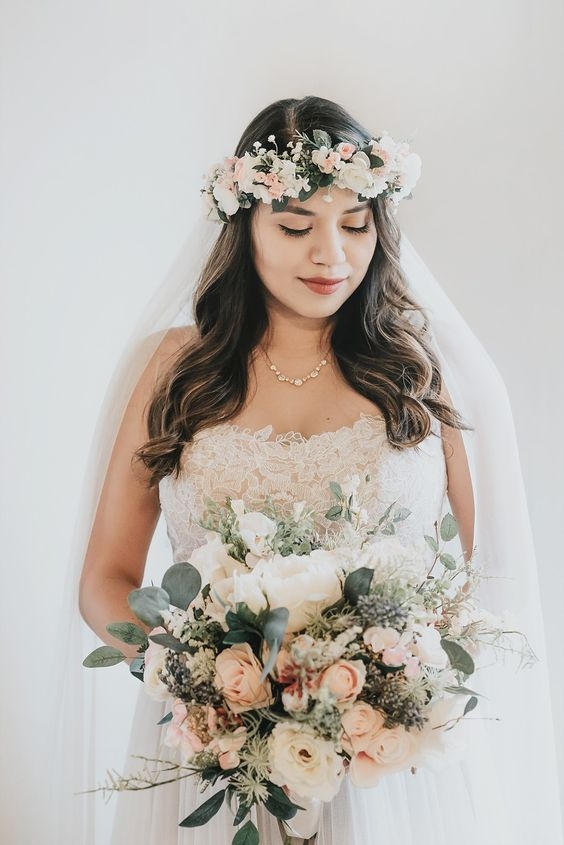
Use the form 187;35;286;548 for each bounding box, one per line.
277;374;285;382
294;378;303;386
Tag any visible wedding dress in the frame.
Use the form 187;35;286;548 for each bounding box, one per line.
111;414;517;845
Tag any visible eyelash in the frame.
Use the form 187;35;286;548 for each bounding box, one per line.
279;224;371;238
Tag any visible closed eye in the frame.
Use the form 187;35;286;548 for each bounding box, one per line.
279;224;371;238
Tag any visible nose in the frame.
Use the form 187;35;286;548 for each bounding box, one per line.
309;224;347;267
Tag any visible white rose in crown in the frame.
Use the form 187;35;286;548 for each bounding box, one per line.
212;182;239;216
269;722;344;801
337;153;374;194
236;511;277;558
257;550;344;633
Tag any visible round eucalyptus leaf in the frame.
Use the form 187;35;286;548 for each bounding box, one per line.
161;562;202;610
128;586;170;627
440;513;459;542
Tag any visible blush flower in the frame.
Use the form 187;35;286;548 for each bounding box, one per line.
214;643;273;714
316;659;366;709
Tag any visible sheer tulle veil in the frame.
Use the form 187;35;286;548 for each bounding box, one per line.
50;214;563;843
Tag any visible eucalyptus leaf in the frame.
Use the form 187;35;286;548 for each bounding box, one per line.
424;534;439;553
393;507;411;522
440;513;459;542
313;129;332;148
161;562;202;610
272;197;289;212
329;481;343;500
157;711;173;726
128;586;170;627
381;523;396;535
149;632;192;653
129;657;145;682
106;621;148;647
439;553;457;571
324;505;342;521
82;645;125;668
441;639;475;676
260;607;289;681
232;820;259;845
463;695;479;716
235;603;259;627
444;685;481;697
344;567;374;604
179;789;226;827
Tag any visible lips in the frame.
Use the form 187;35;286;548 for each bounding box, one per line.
300;277;347;284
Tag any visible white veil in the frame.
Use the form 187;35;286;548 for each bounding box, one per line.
50;218;563;843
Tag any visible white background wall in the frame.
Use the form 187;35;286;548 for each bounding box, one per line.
1;1;563;842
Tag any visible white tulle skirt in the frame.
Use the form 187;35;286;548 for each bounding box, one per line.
111;690;521;845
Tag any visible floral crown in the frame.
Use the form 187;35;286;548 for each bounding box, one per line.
201;129;421;222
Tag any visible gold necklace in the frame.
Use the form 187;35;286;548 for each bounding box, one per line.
262;348;329;387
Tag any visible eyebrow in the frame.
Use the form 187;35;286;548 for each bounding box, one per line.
272;202;371;216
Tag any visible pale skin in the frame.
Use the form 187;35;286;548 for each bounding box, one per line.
79;187;475;666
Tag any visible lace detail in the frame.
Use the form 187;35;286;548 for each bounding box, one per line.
158;413;448;563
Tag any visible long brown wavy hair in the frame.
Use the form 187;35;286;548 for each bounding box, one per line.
135;95;468;488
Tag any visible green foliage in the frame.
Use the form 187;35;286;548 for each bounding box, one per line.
232;820;259;845
344;567;374;605
157;711;173;726
149;632;192;653
260;608;289;681
440;513;459;542
179;789;226;827
264;783;301;820
82;645;125;668
106;621;148;647
440;639;475;676
464;695;479;716
161;562;201;610
129;657;144;682
128;586;170;628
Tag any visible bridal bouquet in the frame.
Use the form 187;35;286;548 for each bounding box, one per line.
84;478;531;845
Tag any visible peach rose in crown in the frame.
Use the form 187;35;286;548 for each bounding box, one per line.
214;642;274;714
316;660;366;710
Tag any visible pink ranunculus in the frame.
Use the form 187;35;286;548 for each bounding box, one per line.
164;700;205;761
341;703;385;755
317;659;366;709
404;656;421;679
210;725;247;770
336;142;356;161
363;626;401;654
215;643;274;714
381;645;411;667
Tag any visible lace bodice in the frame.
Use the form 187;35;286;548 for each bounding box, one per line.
158;413;448;561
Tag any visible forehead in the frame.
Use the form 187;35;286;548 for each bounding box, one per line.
265;187;371;218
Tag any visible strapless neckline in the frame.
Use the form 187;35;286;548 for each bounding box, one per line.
191;412;386;447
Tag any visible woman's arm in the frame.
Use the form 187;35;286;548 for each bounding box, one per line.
440;387;475;562
79;326;194;658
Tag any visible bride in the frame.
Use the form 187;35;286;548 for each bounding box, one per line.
77;96;562;844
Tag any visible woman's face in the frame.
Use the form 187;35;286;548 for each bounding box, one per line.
251;187;378;322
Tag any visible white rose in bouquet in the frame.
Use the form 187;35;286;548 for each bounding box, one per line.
236;511;277;558
189;534;242;587
143;626;170;702
269;722;344;801
258;549;343;633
